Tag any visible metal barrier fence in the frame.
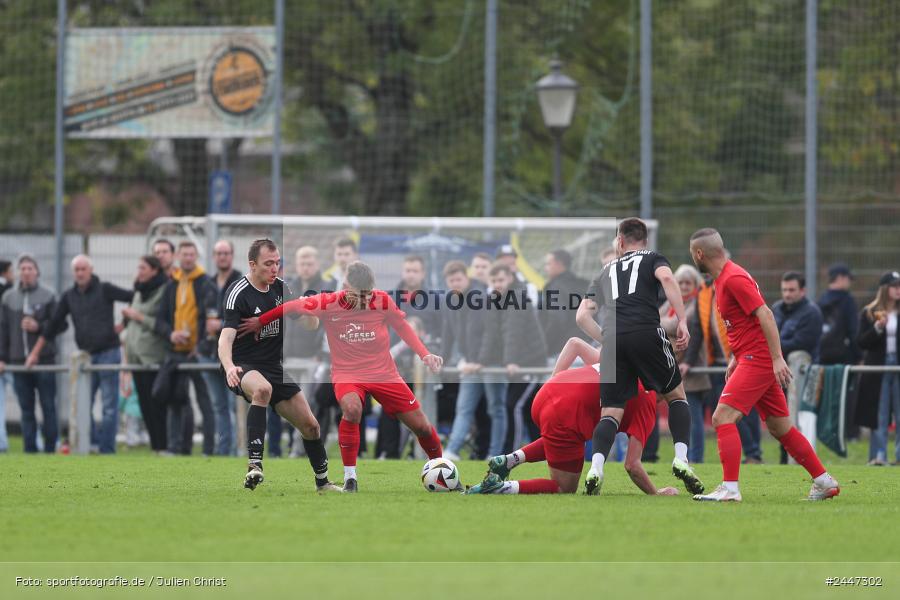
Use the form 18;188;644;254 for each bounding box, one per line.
4;357;899;456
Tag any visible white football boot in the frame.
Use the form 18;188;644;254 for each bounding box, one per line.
807;476;840;501
693;483;742;502
583;468;604;496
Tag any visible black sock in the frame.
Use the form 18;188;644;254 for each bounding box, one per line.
303;437;329;483
247;404;267;463
591;415;619;459
667;399;691;447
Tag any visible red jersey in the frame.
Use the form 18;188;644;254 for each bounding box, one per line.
259;290;430;382
538;364;656;445
714;260;771;364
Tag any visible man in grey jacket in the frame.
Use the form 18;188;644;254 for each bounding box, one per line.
0;255;63;453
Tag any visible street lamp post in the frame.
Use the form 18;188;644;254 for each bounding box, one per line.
536;60;578;214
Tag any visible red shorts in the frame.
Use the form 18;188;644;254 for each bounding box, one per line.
333;378;421;417
618;385;657;446
531;395;587;474
718;361;789;421
531;383;659;473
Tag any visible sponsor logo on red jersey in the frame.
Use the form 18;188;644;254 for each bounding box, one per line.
338;322;376;344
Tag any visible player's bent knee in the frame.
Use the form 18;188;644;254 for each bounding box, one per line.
300;421;321;440
662;387;686;403
711;407;739;428
711;414;729;428
601;407;624;420
551;470;579;493
340;400;362;423
251;385;272;405
766;418;790;439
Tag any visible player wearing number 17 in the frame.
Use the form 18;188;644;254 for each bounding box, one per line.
576;218;704;496
689;228;839;501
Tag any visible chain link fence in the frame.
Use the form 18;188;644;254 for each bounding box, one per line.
0;1;897;296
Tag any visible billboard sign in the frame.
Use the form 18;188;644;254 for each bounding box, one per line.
64;27;275;138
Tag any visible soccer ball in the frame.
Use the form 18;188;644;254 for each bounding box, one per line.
421;458;461;492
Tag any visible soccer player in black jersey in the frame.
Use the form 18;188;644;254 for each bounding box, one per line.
576;218;704;496
218;239;340;493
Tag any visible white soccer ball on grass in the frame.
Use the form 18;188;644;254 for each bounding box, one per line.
421;458;461;492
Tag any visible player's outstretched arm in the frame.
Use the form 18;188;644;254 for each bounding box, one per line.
575;298;603;343
655;265;690;351
551;337;600;377
391;317;442;373
237;297;321;338
753;304;793;388
623;436;678;496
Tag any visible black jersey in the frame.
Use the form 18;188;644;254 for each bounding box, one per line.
223;276;292;365
586;249;670;334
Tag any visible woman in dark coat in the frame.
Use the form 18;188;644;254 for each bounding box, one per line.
855;271;900;465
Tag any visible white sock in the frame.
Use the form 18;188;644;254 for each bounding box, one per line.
723;481;740;493
813;472;835;487
344;466;357;481
590;452;606;476
505;449;526;470
674;442;688;463
499;481;519;494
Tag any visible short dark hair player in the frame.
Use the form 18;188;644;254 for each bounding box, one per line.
576;217;704;496
219;239;340;493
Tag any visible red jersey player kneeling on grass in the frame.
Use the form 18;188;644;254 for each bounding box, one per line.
466;338;679;496
689;228;840;502
239;260;444;493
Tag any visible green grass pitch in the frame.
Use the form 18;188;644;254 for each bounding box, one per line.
1;438;898;599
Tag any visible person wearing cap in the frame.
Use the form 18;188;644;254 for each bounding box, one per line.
495;245;539;306
818;263;860;366
0;255;64;453
855;270;900;465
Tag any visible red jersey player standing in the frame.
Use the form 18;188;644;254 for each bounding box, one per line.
240;261;444;493
689;229;840;502
466;338;679;496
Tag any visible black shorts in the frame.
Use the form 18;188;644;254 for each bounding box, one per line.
224;363;302;406
599;327;681;408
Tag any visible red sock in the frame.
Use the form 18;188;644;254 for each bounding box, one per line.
518;479;561;494
417;426;443;460
521;438;546;463
338;418;359;467
780;427;826;478
716;423;742;482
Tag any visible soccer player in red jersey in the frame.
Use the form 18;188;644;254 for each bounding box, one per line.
689;229;840;502
239;261;444;493
466;338;679;496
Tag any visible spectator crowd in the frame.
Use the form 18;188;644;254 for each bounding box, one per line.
0;241;897;467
